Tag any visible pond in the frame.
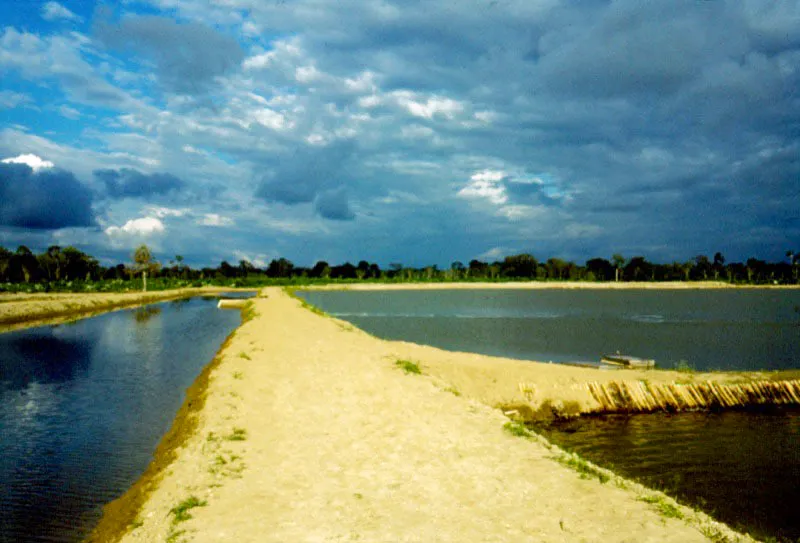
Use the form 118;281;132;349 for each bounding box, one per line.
299;288;800;371
0;294;248;543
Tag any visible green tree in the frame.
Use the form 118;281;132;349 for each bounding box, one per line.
0;246;11;282
501;254;537;278
133;245;159;292
713;252;726;281
611;254;626;282
788;250;799;283
12;246;40;283
694;255;711;280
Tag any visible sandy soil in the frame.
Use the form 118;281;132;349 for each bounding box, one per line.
100;287;754;543
0;287;247;332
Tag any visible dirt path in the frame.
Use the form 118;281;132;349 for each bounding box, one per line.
110;287;751;543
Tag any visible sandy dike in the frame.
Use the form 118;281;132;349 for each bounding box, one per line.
88;286;760;543
0;287;248;332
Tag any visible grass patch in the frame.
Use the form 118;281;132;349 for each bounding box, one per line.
226;427;247;441
166;528;186;543
639;494;683;520
443;386;461;397
559;454;611;484
232;371;243;380
503;420;530;438
394;359;422;375
674;360;695;373
237;352;251;360
241;301;257;322
284;288;330;316
170;496;207;523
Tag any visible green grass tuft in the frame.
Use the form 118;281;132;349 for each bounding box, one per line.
238;352;251;360
170;496;207;523
639;494;684;519
443;386;461;397
503;421;530;438
241;301;258;322
559;454;611;484
226;427;248;441
394;359;422;375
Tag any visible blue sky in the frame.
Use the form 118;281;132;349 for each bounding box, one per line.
0;0;798;268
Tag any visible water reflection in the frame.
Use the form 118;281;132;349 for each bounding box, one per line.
0;332;92;391
133;305;161;323
0;296;243;543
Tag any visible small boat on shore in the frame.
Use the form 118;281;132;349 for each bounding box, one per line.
601;353;656;369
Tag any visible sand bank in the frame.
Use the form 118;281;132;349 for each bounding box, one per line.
0;287;249;333
92;287;756;542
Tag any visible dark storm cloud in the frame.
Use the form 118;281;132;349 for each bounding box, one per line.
95;168;185;198
255;141;358;219
314;188;355;221
0;163;95;229
95;15;244;94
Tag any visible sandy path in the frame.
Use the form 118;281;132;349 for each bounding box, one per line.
110;287;751;543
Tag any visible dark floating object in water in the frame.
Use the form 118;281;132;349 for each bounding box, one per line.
601;353;656;369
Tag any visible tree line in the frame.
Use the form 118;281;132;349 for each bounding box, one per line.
0;244;798;292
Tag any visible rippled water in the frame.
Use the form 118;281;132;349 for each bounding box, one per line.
0;295;246;543
535;410;800;542
299;289;800;370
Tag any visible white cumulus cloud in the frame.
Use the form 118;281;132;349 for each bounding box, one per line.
391;91;464;120
1;153;55;171
198;213;234;227
104;217;165;243
41;2;82;22
457;169;508;205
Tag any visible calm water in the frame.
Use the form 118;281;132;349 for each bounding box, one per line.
300;289;800;371
300;288;800;540
0;296;246;543
535;411;800;542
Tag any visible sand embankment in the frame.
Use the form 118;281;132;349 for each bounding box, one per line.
0;287;248;332
93;287;756;543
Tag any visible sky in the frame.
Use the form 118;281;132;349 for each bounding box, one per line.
0;0;798;269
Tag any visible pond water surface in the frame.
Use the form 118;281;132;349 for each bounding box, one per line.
0;295;246;543
299;288;800;371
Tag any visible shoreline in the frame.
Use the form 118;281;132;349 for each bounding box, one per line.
88;287;761;542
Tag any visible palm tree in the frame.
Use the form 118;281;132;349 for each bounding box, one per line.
611;254;626;282
133;245;158;292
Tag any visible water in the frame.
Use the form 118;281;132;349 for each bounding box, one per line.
299;289;800;371
0;295;246;543
299;288;800;540
535;410;800;542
